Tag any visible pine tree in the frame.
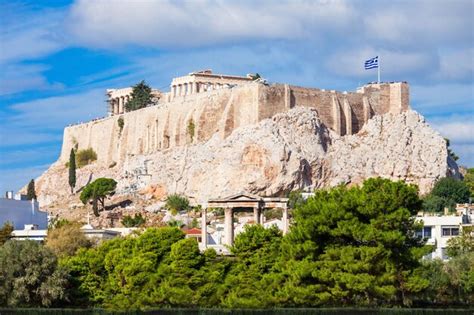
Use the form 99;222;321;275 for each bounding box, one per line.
125;80;153;112
26;179;37;200
69;149;76;194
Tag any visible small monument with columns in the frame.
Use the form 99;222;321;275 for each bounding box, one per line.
203;193;289;248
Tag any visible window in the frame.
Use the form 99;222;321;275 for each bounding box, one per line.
416;226;432;239
423;226;432;238
442;227;460;236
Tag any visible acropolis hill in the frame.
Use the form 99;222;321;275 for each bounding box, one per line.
33;70;459;213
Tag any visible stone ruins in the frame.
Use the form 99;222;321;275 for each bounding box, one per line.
63;70;409;167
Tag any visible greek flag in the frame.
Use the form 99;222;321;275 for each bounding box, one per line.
364;56;378;70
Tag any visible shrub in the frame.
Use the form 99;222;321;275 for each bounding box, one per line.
122;213;146;227
117;117;124;133
76;148;97;168
165;194;190;215
46;222;92;258
187;119;195;141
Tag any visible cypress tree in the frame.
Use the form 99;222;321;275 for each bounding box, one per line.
69;148;76;194
26;179;37;200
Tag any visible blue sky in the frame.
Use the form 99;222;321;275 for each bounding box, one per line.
0;0;473;193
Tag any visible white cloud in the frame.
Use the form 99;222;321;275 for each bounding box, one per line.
363;0;473;47
436;48;474;81
0;64;64;95
67;0;356;48
433;120;474;144
0;6;66;65
411;83;474;111
9;89;106;128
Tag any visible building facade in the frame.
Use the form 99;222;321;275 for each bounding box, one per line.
0;194;48;230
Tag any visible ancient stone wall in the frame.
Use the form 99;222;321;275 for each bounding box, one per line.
59;82;409;166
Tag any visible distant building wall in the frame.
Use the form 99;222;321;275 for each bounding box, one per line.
0;198;48;230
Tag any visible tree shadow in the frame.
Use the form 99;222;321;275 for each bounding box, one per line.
104;199;133;211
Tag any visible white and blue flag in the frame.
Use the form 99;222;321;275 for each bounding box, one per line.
364;56;379;70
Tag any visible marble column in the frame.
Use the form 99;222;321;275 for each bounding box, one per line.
119;97;124;114
260;211;265;224
282;206;289;235
114;99;119;115
224;208;234;246
253;207;260;224
201;208;207;248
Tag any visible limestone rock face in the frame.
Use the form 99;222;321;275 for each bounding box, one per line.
34;107;457;209
324;110;459;191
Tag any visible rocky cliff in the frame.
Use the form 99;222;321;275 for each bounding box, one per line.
34;107;458;211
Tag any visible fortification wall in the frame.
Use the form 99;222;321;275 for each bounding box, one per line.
59;82;409;166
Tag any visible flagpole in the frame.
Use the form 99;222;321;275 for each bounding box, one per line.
378;57;381;83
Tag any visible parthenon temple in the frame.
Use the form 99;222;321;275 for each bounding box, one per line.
106;70;253;116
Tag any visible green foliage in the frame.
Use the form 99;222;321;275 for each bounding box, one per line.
415;253;474;306
282;178;427;307
288;189;305;209
117;117;124;133
48;217;71;230
167;219;184;228
445;138;459;161
422;194;448;213
0;240;68;307
190;218;199;228
76;148;97;168
463;168;474;197
40;178;474;309
264;208;283;220
165;194;190;215
0;222;13;245
80;178;117;216
187;119;195;142
125;80;153;112
121;213;146;227
62;227;186;308
422;177;470;212
431;177;470;208
447;226;474;258
68;149;76;194
46;222;92;258
26;179;37;200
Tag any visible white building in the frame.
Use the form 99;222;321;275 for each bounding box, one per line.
416;204;473;260
0;192;48;230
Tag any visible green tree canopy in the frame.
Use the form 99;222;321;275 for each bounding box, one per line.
68;148;76;194
80;178;117;216
0;222;13;245
0;240;68;307
26;179;36;200
429;177;471;211
281;178;428;306
463;168;474;197
125;80;153;112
